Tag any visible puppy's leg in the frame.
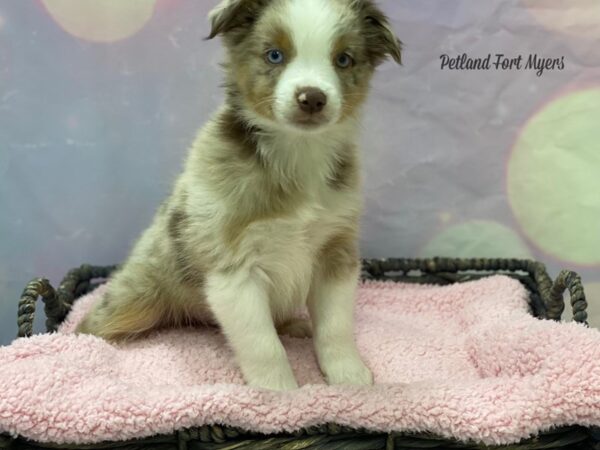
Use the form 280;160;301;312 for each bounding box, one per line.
76;286;166;342
309;236;373;386
206;270;298;391
276;318;312;338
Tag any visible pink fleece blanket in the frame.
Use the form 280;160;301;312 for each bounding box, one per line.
1;276;599;445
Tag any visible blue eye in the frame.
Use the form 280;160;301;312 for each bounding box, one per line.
336;52;353;69
266;49;284;65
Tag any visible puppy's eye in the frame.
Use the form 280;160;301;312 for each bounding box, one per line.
266;49;285;65
335;52;354;69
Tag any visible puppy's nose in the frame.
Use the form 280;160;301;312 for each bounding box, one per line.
296;87;327;114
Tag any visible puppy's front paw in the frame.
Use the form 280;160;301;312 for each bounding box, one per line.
321;355;373;386
247;373;299;391
244;364;299;391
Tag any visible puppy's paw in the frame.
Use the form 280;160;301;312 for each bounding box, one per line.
277;318;312;338
246;368;299;391
321;355;373;386
242;357;299;391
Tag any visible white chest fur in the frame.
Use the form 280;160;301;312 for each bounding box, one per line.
227;181;359;321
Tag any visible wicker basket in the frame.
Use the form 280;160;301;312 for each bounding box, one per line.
4;258;599;450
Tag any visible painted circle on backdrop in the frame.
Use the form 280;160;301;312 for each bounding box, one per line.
420;220;532;259
522;0;600;38
507;87;600;266
41;0;157;43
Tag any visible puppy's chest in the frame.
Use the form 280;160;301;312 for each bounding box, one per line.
235;187;356;265
296;193;351;247
230;191;355;310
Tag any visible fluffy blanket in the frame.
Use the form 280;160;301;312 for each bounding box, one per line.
1;276;599;445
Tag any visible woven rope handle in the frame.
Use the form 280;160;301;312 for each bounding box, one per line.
16;265;117;339
547;270;588;325
17;278;68;338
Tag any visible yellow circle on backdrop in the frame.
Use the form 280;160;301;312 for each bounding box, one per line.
522;0;600;39
507;87;600;265
420;220;532;259
42;0;157;43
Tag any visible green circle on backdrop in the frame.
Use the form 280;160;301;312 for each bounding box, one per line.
507;88;600;265
420;221;532;259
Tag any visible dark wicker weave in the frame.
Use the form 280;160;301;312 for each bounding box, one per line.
4;258;599;450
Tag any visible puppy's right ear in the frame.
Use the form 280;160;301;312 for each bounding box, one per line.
207;0;267;39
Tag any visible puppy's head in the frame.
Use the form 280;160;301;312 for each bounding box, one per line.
208;0;401;133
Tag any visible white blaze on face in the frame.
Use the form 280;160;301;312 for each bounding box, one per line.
273;0;345;128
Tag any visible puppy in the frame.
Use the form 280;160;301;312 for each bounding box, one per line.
77;0;401;391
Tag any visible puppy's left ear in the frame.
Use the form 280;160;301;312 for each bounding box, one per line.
207;0;267;39
357;1;402;65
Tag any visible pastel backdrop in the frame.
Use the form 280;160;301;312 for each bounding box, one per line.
1;0;599;343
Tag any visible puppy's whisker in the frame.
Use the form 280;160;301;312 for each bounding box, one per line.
251;98;277;110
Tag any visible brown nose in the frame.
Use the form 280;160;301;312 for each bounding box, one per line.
296;87;327;114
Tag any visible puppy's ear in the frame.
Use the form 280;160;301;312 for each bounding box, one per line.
356;0;402;65
207;0;267;40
